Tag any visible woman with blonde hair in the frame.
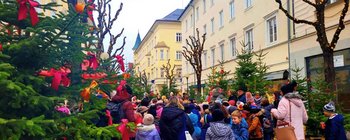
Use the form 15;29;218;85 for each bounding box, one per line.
159;96;194;140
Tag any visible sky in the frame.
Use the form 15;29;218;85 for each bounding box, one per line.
109;0;191;64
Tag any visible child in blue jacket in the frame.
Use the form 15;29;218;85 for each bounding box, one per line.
322;101;347;140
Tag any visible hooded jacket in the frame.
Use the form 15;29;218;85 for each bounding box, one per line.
136;124;161;140
206;121;235;140
231;118;249;140
325;114;347;140
159;105;194;140
271;92;308;140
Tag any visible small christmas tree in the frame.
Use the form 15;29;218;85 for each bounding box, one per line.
233;42;269;94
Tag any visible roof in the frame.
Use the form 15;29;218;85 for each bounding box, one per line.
132;32;141;50
161;9;184;21
133;9;183;53
178;0;194;20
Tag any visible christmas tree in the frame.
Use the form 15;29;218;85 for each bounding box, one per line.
206;61;232;92
0;0;133;139
233;43;269;93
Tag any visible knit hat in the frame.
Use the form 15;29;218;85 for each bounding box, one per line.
228;100;236;106
212;109;225;122
143;114;154;125
323;101;335;112
249;105;261;114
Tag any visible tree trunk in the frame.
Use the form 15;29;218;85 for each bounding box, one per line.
196;73;201;95
322;48;336;89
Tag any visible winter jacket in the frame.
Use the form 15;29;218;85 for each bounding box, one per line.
206;121;235;140
271;92;308;140
261;104;274;133
136;124;161;140
159;105;194;140
254;97;262;107
325;114;347;140
247;114;263;139
231;118;249;140
188;112;201;139
238;93;246;104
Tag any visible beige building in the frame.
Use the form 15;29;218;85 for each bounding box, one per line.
133;9;184;94
289;0;350;110
37;0;69;16
179;0;290;93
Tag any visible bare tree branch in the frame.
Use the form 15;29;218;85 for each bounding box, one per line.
275;0;317;26
302;0;317;7
330;0;349;49
181;28;206;93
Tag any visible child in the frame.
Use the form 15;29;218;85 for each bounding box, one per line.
247;106;263;140
260;98;274;140
135;114;161;140
322;101;347;140
231;110;249;140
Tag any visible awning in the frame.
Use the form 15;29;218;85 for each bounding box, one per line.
265;70;288;80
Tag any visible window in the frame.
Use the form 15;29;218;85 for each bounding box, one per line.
203;0;207;13
176;51;182;60
211;48;215;66
245;0;252;8
327;0;337;4
186;62;189;73
156;68;158;78
148;58;150;66
219;10;224;28
220;44;224;61
156;50;158;60
211;18;215;34
160;50;164;60
211;0;214;7
203;24;207;35
267;16;277;43
196;7;199;21
176;68;182;77
160;68;164;78
190;14;193;27
245;29;254;50
203;51;207;68
185;20;188;32
230;38;236;57
176;33;182;42
166;50;169;59
229;1;235;19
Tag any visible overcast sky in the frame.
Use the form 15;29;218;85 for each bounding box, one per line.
108;0;190;63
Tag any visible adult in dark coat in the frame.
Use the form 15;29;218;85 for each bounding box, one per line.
237;86;247;104
159;97;194;140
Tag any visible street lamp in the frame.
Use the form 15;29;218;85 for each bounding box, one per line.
184;74;189;94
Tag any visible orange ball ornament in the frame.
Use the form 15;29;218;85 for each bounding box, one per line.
75;3;85;13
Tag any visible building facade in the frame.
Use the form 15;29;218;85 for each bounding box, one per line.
179;0;290;93
37;0;69;16
133;9;184;94
289;0;350;110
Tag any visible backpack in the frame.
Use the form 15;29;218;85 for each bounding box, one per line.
106;101;126;124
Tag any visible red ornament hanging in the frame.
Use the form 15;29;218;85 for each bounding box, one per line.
17;0;40;26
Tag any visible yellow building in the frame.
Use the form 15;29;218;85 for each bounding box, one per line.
179;0;290;93
289;0;350;110
133;9;184;94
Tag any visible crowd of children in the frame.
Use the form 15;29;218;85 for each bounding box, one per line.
98;80;347;140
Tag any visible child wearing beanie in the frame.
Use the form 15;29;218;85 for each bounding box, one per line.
135;114;161;140
322;101;347;140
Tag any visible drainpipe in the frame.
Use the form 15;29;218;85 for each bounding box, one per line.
287;0;292;79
